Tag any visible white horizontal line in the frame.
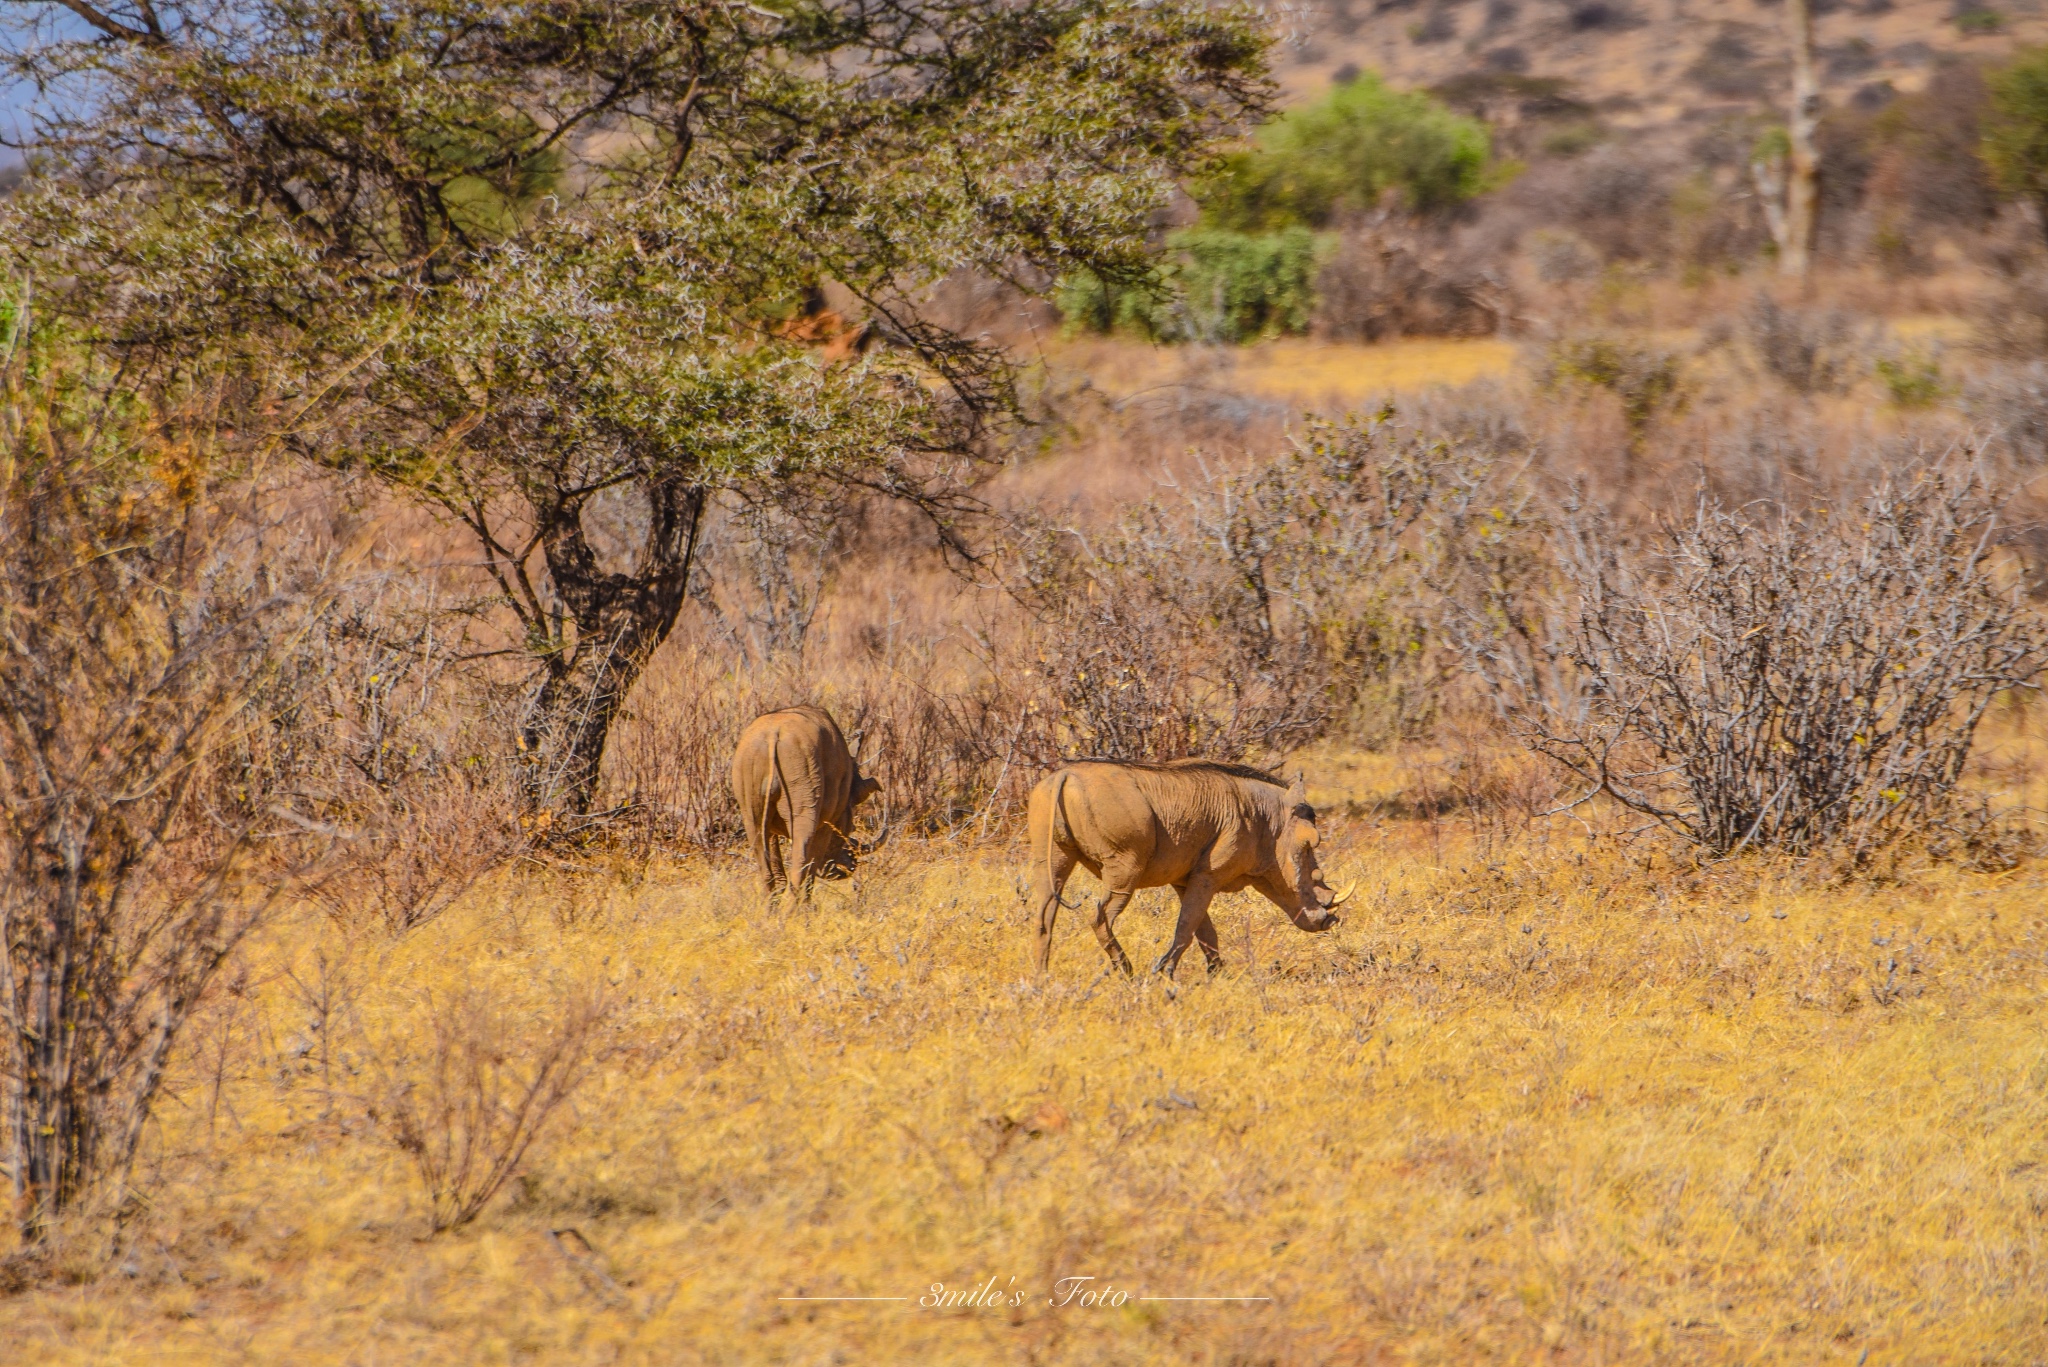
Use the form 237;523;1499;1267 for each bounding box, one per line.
1137;1296;1274;1301
777;1296;910;1301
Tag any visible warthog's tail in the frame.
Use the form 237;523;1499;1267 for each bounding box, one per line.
764;731;786;881
1033;770;1073;972
1044;769;1069;902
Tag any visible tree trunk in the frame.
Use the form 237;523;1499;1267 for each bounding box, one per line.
519;481;705;818
14;821;94;1244
1781;0;1820;279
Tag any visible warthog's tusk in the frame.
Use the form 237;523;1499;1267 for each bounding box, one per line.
1324;881;1356;909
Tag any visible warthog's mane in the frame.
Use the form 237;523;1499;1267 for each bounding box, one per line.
1065;757;1318;821
1067;757;1286;788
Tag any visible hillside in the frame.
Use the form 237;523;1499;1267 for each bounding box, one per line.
1275;0;2048;129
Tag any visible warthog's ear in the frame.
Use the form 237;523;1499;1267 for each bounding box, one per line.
852;775;882;807
1287;770;1307;806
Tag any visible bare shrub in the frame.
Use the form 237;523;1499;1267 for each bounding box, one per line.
998;414;1475;765
1744;295;1872;393
1541;336;1688;455
1505;473;2048;861
1972;264;2048;358
1507;146;1673;263
1312;223;1508;341
1685;26;1769;99
0;359;339;1241
312;769;525;932
369;984;610;1234
1964;360;2048;463
691;490;844;664
1525;229;1600;284
291;577;527;932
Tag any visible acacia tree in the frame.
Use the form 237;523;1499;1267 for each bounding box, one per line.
3;0;1271;815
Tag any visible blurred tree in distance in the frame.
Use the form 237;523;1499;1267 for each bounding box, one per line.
1060;68;1489;341
1199;69;1494;230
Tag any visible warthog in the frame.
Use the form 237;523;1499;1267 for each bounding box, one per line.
1027;759;1351;977
731;706;881;899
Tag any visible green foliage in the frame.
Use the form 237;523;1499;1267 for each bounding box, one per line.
1984;47;2048;221
1174;227;1322;340
1199;70;1492;230
1957;7;2004;33
1875;352;1948;407
1752;124;1792;164
1059;227;1323;342
1056;270;1170;339
1543;336;1688;448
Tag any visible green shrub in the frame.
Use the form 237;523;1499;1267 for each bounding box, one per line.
1058;228;1325;343
1875;352;1947;407
1054;270;1170;339
1199;71;1493;231
1172;227;1323;341
1984;47;2048;236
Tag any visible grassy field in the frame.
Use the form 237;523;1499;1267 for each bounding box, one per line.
5;749;2045;1365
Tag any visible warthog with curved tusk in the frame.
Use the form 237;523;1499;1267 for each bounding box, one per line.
1027;759;1348;978
731;705;882;901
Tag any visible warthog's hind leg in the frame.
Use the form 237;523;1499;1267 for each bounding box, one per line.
1094;890;1136;976
1033;845;1079;972
789;812;821;903
761;829;787;899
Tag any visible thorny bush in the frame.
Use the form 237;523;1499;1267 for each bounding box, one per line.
1504;472;2048;861
995;413;1478;764
0;356;341;1243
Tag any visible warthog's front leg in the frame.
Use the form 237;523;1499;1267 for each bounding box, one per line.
1193;905;1224;975
1094;890;1136;976
1157;876;1219;978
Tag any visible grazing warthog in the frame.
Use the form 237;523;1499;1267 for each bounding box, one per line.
1027;759;1351;977
731;706;881;899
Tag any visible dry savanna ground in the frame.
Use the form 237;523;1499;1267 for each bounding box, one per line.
5;741;2047;1365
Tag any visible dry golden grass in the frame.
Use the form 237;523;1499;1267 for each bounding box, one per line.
1043;335;1522;411
1227;339;1522;405
5;744;2046;1365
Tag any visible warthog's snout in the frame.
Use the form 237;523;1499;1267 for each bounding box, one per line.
1305;879;1353;924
